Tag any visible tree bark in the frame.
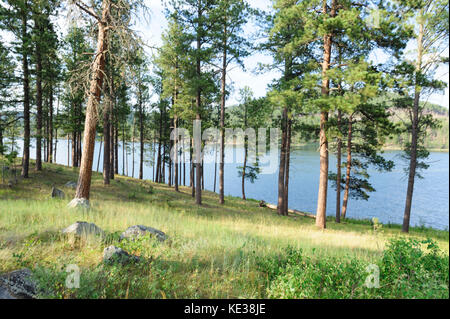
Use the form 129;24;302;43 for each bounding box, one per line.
156;110;162;183
67;136;70;166
49;85;54;163
402;19;424;233
341;114;353;219
21;4;30;178
103;95;110;184
174;116;179;192
191;138;195;197
122;124;125;176
336;110;342;223
72;0;110;202
72;130;77;167
110;115;115;179
283;119;292;216
315;0;336;229
242;101;248;200
132;111;135;178
97;136;102;172
0;127;3;155
114;125;118;174
219;23;227;205
35;28;43;171
277;107;288;215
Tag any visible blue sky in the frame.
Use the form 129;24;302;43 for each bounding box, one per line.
130;0;449;108
2;0;448;108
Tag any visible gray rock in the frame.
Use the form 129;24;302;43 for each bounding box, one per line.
62;221;104;244
67;198;90;209
0;269;36;299
103;246;140;265
51;187;65;199
64;181;77;189
120;225;167;242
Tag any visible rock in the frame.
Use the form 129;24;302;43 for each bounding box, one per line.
0;269;36;299
64;181;77;189
103;246;140;265
67;198;90;209
120;225;167;242
51;187;65;199
62;221;104;244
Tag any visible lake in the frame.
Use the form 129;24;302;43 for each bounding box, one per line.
11;138;450;230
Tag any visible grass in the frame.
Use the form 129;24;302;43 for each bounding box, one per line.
0;160;448;298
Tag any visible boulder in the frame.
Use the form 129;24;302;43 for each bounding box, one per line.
51;187;65;199
64;181;77;189
62;221;104;244
120;225;167;242
67;198;90;209
103;246;140;265
0;269;36;299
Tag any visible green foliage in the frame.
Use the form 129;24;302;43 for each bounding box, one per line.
259;238;449;299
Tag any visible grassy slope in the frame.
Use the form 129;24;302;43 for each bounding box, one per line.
0;161;448;298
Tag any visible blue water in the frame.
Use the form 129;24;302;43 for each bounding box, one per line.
11;138;450;230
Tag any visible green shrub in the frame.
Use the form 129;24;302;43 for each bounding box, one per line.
258;238;449;299
378;238;449;298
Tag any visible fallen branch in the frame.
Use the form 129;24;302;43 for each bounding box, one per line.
264;203;316;219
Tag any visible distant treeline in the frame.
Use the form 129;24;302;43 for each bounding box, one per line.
290;101;449;151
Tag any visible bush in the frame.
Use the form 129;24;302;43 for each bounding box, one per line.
378;238;449;298
258;238;449;299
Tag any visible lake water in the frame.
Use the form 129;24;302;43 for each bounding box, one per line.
10;138;449;230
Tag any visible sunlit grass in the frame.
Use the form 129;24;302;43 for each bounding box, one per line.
0;161;448;298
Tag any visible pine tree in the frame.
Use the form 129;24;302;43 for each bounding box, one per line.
394;0;449;233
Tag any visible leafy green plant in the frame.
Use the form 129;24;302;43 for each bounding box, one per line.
258;239;449;299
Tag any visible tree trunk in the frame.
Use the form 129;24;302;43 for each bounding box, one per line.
67;136;70;166
277;107;288;215
110;116;115;179
315;0;335;229
242;101;248;201
114;125;118;175
341;114;353;219
103;95;110;185
336;110;342;223
71;1;110;203
156;122;162;183
219;23;227;205
174;116;179;192
21;4;30;178
283;119;292;216
54;97;59;162
35;30;43;171
213;142;217;193
122;124;125;176
0;127;3;155
132;111;135;178
77;130;82;165
403;19;424;233
96;136;102;172
183;137;186;186
72;130;77;167
190;138;195;197
49;85;54;163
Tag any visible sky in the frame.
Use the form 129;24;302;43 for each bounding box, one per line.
4;0;449;109
129;0;278;106
130;0;449;108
